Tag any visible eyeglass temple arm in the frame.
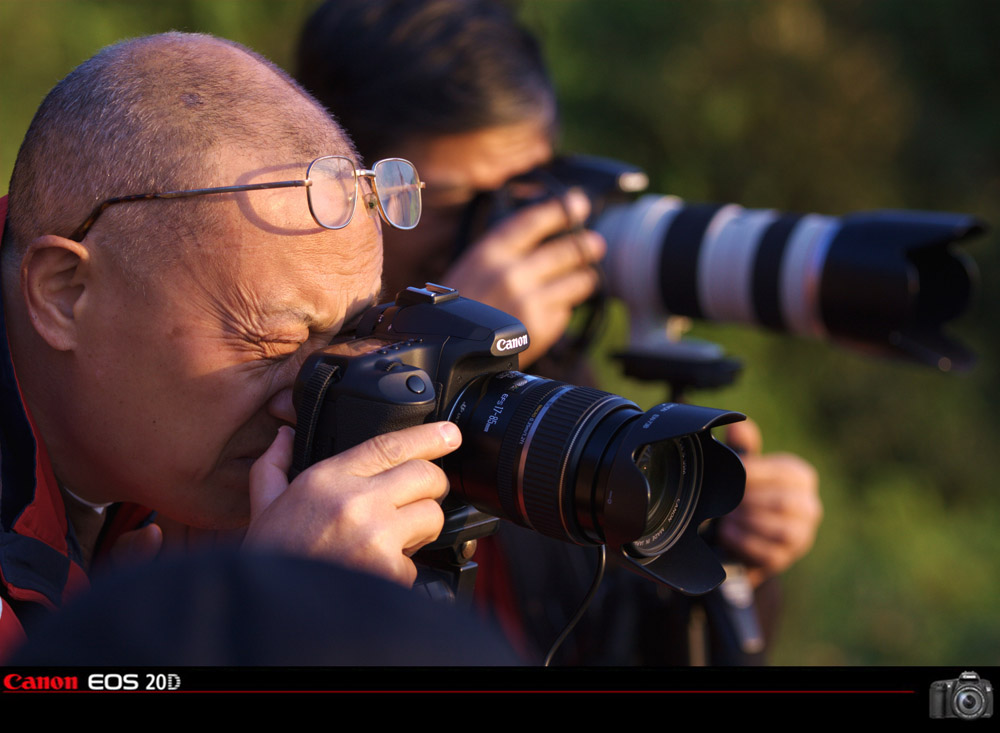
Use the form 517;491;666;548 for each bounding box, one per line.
69;180;309;241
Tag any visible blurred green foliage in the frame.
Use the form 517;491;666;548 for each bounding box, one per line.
522;0;1000;665
1;0;997;665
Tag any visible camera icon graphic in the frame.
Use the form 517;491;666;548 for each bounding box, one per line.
929;671;993;720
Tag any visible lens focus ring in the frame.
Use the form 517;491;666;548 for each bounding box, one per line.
517;386;622;541
493;379;569;524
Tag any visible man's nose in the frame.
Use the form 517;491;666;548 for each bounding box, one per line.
267;387;296;426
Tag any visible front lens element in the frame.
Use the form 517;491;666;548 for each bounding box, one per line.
630;436;700;555
955;689;985;718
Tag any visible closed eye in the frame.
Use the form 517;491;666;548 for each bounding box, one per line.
256;338;308;362
248;298;375;366
258;325;351;365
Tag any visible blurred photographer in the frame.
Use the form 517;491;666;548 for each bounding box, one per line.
297;0;821;663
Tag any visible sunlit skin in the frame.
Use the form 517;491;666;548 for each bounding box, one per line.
11;145;460;585
23;150;381;528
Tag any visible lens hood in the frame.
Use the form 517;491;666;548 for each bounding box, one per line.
598;402;745;595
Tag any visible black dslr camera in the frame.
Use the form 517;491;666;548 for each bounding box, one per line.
291;284;746;599
930;671;993;719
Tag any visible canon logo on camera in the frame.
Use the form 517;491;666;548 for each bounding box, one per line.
493;333;529;353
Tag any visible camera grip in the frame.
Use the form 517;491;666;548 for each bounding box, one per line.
291;362;438;478
328;394;437;454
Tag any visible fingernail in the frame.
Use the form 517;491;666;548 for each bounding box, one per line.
566;189;590;222
440;421;462;448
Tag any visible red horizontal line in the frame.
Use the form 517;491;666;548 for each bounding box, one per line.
3;689;919;694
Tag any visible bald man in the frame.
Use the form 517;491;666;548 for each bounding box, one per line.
0;32;460;651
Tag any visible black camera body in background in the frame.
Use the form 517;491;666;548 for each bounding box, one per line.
929;671;993;719
291;284;746;599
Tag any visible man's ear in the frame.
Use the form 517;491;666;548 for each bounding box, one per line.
20;234;92;351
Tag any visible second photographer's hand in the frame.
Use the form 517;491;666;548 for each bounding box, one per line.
719;419;822;587
440;190;605;367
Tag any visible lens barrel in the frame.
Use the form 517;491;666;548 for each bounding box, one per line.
598;195;982;371
446;371;745;592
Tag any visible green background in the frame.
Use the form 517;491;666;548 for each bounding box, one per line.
2;0;998;665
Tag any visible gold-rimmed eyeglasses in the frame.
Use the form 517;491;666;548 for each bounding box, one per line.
68;156;425;242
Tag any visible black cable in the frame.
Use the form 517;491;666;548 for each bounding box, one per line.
543;544;606;667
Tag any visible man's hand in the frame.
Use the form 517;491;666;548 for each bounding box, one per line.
718;419;823;587
244;422;461;587
442;190;605;366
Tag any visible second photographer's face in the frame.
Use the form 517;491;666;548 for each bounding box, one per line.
63;152;383;529
381;113;555;298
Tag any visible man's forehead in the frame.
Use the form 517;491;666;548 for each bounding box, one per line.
202;149;349;232
166;177;381;316
220;143;350;182
223;220;381;291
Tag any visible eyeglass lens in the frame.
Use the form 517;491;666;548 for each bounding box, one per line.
308;156;359;229
308;156;421;230
373;159;421;230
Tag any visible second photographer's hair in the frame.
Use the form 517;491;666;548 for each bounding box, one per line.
296;0;556;161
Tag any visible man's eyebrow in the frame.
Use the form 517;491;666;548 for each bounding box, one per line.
263;296;376;334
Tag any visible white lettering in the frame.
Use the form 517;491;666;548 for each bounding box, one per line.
88;673;139;691
495;334;529;352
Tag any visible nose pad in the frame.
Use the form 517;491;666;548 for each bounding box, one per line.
363;190;380;216
267;387;297;427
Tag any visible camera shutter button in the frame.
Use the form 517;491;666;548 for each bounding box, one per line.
406;375;427;394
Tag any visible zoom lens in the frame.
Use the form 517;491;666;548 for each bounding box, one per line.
598;195;982;371
445;371;744;591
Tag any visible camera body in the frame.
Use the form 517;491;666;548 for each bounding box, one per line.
292;282;527;470
929;671;993;719
292;283;746;596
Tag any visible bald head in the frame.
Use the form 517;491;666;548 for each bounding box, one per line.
3;32;354;277
0;33;387;531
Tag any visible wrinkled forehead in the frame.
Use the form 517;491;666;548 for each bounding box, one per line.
178;146;356;240
158;185;383;341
